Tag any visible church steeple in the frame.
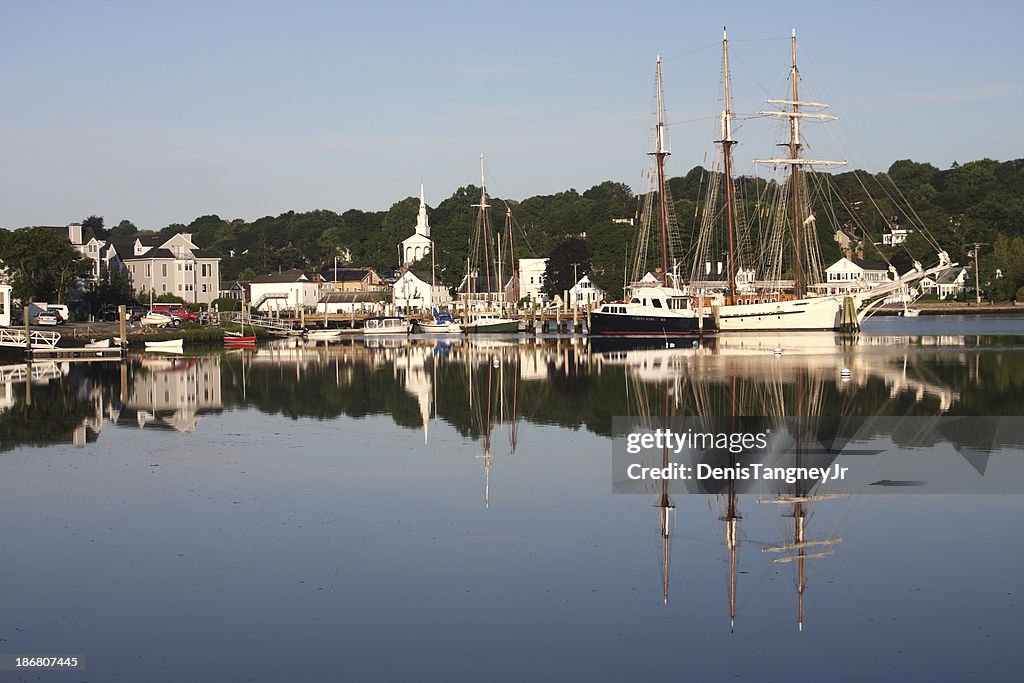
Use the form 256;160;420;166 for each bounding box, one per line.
415;184;430;238
401;184;434;266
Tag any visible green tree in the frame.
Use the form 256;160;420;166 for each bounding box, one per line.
84;266;136;314
82;215;106;239
0;227;92;303
543;237;591;299
110;219;138;237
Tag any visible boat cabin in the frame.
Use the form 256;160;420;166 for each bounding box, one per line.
599;287;692;313
363;316;409;335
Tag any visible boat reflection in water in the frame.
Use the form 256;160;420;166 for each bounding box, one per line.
3;331;1022;636
593;329;995;630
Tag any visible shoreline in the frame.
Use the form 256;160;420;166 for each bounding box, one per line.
873;303;1024;316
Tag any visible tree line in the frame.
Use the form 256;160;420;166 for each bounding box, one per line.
2;157;1022;306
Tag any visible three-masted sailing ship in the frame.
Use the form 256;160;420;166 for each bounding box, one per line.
693;29;953;332
589;58;717;339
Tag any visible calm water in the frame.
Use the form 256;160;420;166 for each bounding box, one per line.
2;316;1024;681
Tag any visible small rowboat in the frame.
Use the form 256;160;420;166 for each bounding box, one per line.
84;338;112;349
145;338;184;353
305;329;343;341
225;334;257;344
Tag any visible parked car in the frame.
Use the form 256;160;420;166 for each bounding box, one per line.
34;312;60;326
98;304;151;322
150;303;198;322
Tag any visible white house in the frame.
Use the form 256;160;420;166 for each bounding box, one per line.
400;186;434;267
248;269;322;312
881;218;913;246
119;233;221;304
920;268;968;300
0;283;11;327
392;270;451;314
519;258;548;303
569;274;605;308
814;256;892;295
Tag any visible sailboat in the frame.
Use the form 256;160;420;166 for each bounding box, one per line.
696;29;953;332
462;155;520;334
588;58;716;339
417;308;462;334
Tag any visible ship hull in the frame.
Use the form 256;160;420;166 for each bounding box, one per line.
588;311;715;337
463;318;519;334
715;296;845;332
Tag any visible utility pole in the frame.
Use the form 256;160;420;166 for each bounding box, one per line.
972;243;984;304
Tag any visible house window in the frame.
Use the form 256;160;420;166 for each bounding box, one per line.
162;264;168;277
146;264;151;277
202;284;207;293
162;284;167;292
178;284;182;291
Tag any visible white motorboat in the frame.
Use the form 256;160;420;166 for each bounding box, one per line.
363;317;409;335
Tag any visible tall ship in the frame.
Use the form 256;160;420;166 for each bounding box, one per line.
692;30;953;332
589;59;716;339
461;155;521;334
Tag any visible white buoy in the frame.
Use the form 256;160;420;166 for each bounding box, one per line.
492;357;500;368
773;347;782;356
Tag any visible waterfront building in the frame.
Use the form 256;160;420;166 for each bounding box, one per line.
518;258;548;304
569;274;605;307
248;269;322;312
0;283;11;327
119;233;221;304
920;267;969;300
392;270;450;314
321;267;387;293
813;256;893;296
316;291;383;315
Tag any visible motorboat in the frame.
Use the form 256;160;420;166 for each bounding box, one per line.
363;317;410;335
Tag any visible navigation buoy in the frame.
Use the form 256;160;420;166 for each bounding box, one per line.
773;347;782;356
840;368;851;382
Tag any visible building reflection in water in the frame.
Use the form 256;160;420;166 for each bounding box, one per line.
119;356;223;432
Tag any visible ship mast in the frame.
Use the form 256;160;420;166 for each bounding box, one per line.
719;28;738;300
657;383;674;604
651;57;672;286
788;30;805;297
755;30;844;299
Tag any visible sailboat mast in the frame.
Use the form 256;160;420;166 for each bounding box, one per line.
720;28;738;300
506;207;517;306
653;57;671;286
476;154;493;302
788;29;805;298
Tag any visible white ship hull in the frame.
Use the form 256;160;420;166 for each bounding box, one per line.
715;296;844;332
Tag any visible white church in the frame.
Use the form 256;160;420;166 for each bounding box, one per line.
400;186;433;267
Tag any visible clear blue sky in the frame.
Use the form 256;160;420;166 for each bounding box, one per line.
1;0;1021;230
